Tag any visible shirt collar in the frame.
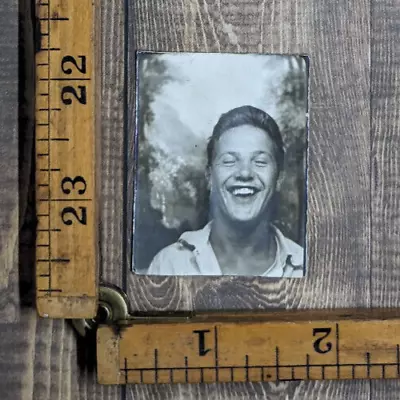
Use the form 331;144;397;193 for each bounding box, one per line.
179;222;303;276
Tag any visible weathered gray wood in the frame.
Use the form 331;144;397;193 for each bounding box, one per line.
0;0;19;322
99;0;125;292
1;0;398;398
126;0;372;399
0;0;122;399
370;0;400;398
0;309;120;400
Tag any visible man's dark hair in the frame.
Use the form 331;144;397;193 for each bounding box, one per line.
206;105;284;171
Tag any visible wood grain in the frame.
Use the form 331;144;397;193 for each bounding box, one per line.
125;0;193;312
0;0;19;322
370;0;400;398
0;0;123;399
0;309;120;400
1;0;398;398
126;0;371;398
99;0;125;290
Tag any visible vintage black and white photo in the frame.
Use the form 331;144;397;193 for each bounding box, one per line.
132;52;308;277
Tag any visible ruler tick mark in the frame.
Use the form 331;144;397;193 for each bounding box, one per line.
39;17;69;21
154;349;158;383
306;354;310;379
214;326;219;382
39;198;92;203
42;77;91;81
124;358;128;384
38;107;61;111
366;352;371;378
184;357;188;383
335;323;340;379
38;138;69;142
275;347;280;381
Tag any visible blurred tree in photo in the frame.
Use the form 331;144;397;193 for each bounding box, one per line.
272;56;308;244
134;54;208;271
134;54;182;271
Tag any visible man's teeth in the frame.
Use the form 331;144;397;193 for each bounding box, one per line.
232;187;255;196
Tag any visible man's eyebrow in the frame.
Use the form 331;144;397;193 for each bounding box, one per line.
217;150;274;158
217;151;238;157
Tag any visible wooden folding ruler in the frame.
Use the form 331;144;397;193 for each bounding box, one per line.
92;290;400;385
35;0;400;386
35;0;98;318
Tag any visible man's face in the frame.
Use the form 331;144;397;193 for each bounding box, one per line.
209;124;280;224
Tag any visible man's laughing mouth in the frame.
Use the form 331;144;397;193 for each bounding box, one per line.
227;186;261;198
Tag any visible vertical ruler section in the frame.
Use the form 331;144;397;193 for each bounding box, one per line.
35;0;98;318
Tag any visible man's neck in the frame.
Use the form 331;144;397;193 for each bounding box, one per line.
209;214;274;257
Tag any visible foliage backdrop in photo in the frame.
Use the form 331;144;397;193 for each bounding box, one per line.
133;53;308;272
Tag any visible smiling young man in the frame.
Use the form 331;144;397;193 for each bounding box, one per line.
147;105;304;277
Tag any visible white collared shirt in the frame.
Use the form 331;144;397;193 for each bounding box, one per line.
147;222;305;277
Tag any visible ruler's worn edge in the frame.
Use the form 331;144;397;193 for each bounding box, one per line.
97;326;121;385
37;296;98;319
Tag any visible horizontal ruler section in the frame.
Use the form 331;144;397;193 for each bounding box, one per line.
35;0;98;318
97;317;400;384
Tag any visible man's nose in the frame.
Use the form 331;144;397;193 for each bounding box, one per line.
236;161;254;180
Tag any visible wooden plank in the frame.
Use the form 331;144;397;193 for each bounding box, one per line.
99;0;125;290
127;0;371;306
190;0;371;310
0;310;121;400
126;0;371;398
0;0;121;398
125;0;192;311
370;0;400;398
0;0;19;322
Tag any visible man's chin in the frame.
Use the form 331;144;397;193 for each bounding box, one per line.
226;213;264;227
